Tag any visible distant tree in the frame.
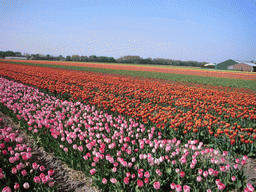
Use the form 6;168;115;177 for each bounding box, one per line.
71;55;80;61
46;54;51;60
108;57;117;63
58;55;65;61
80;55;88;62
89;55;97;62
14;52;22;57
31;54;40;60
0;51;5;58
65;55;71;61
98;56;108;63
23;52;30;59
6;51;14;56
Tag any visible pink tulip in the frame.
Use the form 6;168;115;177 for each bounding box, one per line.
183;185;190;192
170;183;176;189
197;176;202;182
217;183;226;190
90;169;96;175
144;178;149;184
2;187;11;192
78;146;83;152
124;177;129;184
215;179;221;185
33;176;41;183
102;178;107;184
110;178;117;184
203;171;209;177
39;166;45;172
214;170;219;177
220;166;225;172
241;160;246;165
2;150;7;155
0;172;5;179
23;182;30;189
180;171;185;178
153;181;160;190
138;171;143;178
14;183;20;190
112;167;117;172
137;180;144;187
246;183;254;191
32;162;39;170
42;177;48;184
176;184;182;192
48;181;54;187
48;169;54;176
144;171;150;178
21;170;27;176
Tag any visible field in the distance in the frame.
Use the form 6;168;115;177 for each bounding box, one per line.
0;59;256;90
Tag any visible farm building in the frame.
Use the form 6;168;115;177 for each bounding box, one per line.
5;56;27;60
216;59;239;70
228;62;256;72
217;59;256;72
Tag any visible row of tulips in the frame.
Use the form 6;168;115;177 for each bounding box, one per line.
1;59;256;81
0;63;255;156
0;77;254;191
0;117;57;192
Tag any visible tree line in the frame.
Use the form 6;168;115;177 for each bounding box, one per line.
1;50;208;67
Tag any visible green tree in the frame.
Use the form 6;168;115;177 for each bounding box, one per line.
65;55;71;61
98;56;108;63
46;54;51;60
89;55;97;62
108;57;117;63
71;55;80;61
58;55;65;61
80;56;88;62
6;51;14;56
23;53;30;60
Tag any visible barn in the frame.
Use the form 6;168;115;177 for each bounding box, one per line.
217;59;256;72
228;62;256;72
216;59;239;70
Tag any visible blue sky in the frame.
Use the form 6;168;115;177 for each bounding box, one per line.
1;0;256;63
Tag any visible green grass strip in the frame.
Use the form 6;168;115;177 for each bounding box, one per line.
1;61;256;90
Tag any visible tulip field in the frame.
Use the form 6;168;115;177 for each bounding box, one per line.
1;59;256;90
0;61;255;191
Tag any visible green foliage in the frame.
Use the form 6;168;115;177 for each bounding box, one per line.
65;55;71;61
71;55;81;61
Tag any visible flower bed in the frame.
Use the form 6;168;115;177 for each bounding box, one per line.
0;117;57;191
0;63;255;156
0;77;254;191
